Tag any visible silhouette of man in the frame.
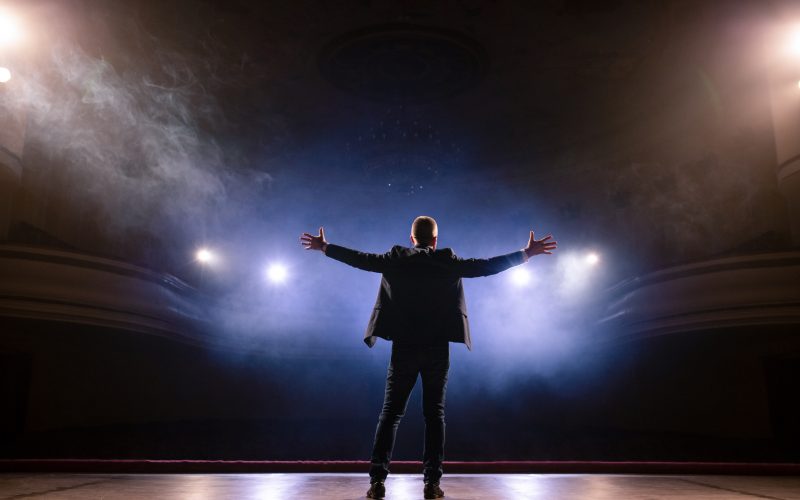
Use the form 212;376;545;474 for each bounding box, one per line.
300;216;556;499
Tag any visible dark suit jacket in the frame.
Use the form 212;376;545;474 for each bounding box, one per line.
325;243;527;350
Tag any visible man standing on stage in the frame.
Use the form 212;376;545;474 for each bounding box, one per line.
300;216;557;499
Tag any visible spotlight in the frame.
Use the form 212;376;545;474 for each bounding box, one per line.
196;248;215;264
510;267;531;286
558;252;599;296
790;26;800;56
0;9;23;46
0;67;10;83
266;263;288;284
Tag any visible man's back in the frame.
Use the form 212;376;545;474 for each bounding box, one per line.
324;243;527;348
373;246;466;346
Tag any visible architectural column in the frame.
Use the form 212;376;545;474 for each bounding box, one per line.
772;77;800;245
0;77;27;241
770;13;800;246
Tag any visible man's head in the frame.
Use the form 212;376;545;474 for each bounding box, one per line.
411;216;438;249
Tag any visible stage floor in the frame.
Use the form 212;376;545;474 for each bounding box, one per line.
1;473;800;499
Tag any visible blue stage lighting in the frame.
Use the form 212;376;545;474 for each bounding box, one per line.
195;248;215;264
510;267;531;286
266;263;288;284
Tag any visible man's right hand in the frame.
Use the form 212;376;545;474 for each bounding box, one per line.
523;231;557;259
300;227;329;252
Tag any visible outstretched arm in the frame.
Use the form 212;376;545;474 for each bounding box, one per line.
300;227;395;273
453;230;557;278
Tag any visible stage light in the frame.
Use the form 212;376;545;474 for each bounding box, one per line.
266;263;288;284
0;9;23;46
510;267;531;286
0;67;10;83
195;248;215;264
557;251;602;297
789;26;800;56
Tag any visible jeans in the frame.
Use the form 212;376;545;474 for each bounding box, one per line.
369;342;450;484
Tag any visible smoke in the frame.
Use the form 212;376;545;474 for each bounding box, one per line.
0;1;612;395
27;47;222;218
607;154;759;264
1;1;272;261
198;171;611;398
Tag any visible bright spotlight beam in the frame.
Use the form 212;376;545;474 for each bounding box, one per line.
267;263;288;284
196;248;215;264
510;267;531;287
0;9;24;46
790;27;800;56
585;252;600;266
0;67;10;83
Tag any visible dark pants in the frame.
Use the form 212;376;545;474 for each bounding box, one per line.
369;342;450;484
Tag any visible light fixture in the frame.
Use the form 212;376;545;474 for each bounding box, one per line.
266;263;288;284
196;248;215;264
0;8;23;47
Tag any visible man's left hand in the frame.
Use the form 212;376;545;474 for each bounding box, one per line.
300;227;328;252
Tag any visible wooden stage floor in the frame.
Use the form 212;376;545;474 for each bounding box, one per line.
1;473;800;499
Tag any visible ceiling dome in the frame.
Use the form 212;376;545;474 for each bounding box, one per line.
318;23;488;104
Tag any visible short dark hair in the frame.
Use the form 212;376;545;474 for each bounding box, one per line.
411;216;438;245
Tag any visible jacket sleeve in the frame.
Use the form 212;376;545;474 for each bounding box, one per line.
450;250;527;278
324;244;397;273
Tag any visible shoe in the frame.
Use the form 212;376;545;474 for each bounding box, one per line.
366;481;385;499
424;482;445;499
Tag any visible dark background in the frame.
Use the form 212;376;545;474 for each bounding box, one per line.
0;0;799;462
